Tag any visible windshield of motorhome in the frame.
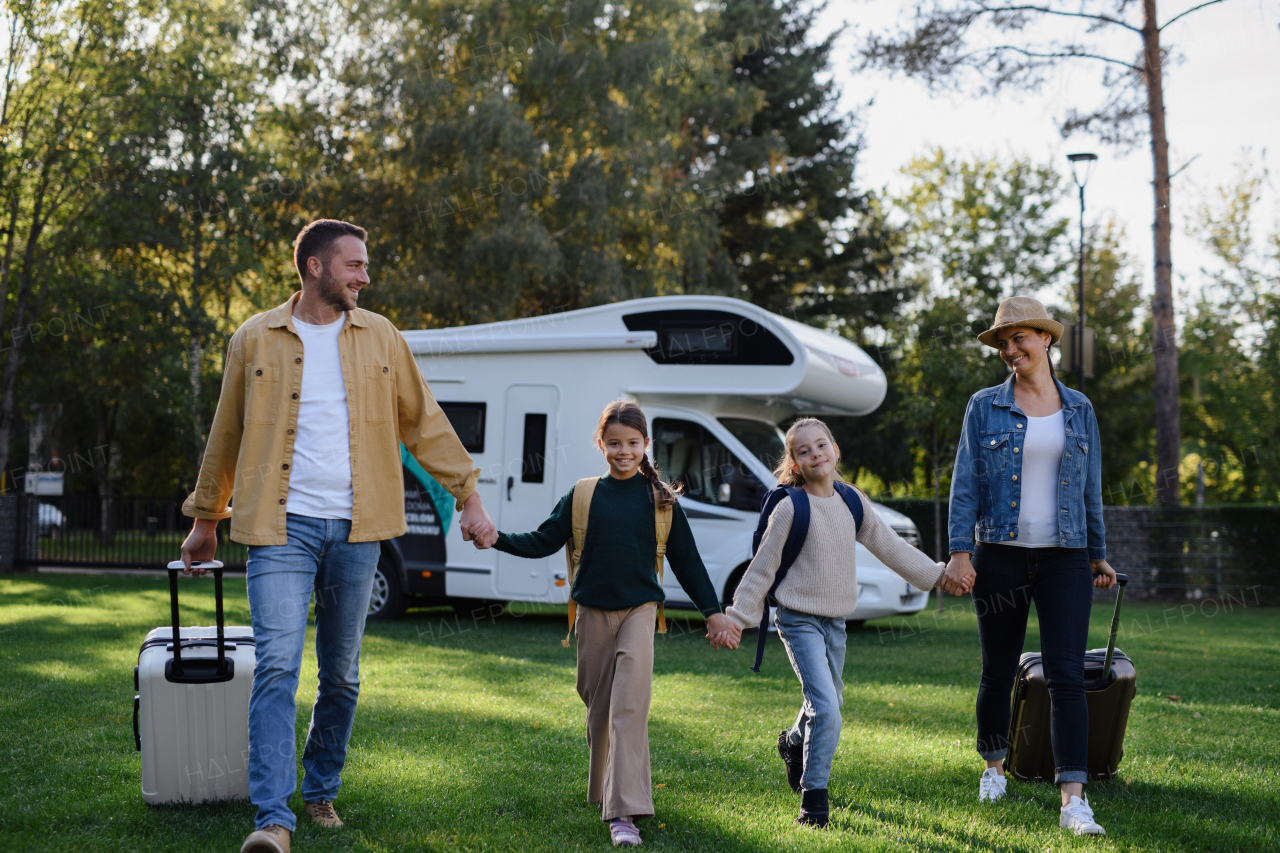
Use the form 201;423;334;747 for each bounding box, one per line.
719;418;786;472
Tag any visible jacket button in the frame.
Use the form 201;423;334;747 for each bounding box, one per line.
382;366;388;373
1011;501;1017;508
1010;532;1016;538
1012;475;1018;481
278;498;286;505
287;429;294;435
295;357;302;364
990;439;996;446
1062;509;1068;513
1013;448;1020;453
1062;480;1068;485
282;464;289;470
1017;423;1023;428
255;369;262;376
292;393;299;399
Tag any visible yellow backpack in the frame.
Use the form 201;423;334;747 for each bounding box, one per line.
562;476;672;647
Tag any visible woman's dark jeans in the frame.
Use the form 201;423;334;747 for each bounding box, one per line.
973;542;1093;785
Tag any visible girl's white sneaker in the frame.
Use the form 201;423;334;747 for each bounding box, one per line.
1060;795;1106;835
978;767;1007;802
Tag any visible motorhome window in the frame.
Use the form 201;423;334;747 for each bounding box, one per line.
521;413;547;483
622;309;793;365
719;418;786;470
661;323;735;358
652;418;768;512
439;402;486;453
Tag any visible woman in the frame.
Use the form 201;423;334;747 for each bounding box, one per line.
940;296;1117;836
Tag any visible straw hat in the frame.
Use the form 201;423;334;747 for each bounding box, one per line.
977;296;1064;349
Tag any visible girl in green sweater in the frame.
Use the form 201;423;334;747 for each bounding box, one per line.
492;400;741;847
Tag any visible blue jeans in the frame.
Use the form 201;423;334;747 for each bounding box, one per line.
972;543;1093;786
775;606;847;791
245;514;379;831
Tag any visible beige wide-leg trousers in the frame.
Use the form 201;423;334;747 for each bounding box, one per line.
574;602;657;821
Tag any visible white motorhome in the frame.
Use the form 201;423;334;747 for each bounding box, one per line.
367;295;932;624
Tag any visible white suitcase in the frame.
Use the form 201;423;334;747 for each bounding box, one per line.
134;562;255;805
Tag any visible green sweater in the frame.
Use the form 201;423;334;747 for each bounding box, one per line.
494;473;722;617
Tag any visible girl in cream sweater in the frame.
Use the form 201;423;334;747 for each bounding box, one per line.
726;418;945;827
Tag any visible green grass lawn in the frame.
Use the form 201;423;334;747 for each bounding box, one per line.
1;573;1277;852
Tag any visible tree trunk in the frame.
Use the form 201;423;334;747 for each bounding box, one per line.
187;187;206;470
95;401;115;547
0;167;50;485
1143;0;1181;506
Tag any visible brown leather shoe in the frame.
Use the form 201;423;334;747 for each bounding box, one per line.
305;800;344;828
240;824;290;853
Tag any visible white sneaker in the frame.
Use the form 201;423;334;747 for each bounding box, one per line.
1060;795;1106;835
978;766;1007;802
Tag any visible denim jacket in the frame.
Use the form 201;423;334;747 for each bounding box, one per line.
948;374;1106;560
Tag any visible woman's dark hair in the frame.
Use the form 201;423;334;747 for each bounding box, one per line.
594;400;680;510
293;219;368;282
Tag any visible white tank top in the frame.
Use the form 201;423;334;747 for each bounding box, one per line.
1008;409;1065;547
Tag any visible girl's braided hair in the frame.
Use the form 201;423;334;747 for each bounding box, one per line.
594;400;681;510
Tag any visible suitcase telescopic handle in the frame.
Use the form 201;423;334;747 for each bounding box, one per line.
165;561;227;677
1102;573;1129;682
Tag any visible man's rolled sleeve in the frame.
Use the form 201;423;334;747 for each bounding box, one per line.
394;333;479;509
183;335;245;521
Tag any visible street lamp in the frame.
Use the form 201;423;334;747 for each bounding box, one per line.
1067;152;1097;394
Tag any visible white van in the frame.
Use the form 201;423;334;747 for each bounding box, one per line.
367;295;932;625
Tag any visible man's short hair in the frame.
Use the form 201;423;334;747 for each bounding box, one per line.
293;219;368;282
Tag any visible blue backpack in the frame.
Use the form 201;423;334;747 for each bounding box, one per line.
748;481;864;673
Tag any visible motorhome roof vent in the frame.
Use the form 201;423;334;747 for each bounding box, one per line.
622;309;794;366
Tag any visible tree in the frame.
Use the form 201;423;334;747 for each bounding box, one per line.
1179;164;1280;502
0;0;136;489
275;0;902;333
845;151;1066;548
692;0;907;338
859;0;1232;505
103;0;291;472
1049;221;1152;504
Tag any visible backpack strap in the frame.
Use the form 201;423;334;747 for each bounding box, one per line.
562;477;600;648
833;481;865;531
751;487;809;673
653;485;672;635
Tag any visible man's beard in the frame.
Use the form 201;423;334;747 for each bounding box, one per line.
316;267;353;312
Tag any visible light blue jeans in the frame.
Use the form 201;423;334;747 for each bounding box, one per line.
776;605;847;791
245;514;379;831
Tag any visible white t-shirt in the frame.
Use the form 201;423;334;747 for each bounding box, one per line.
285;314;354;519
1009;409;1065;548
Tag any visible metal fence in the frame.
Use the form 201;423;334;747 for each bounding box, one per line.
875;499;1279;604
0;494;245;571
2;494;1277;602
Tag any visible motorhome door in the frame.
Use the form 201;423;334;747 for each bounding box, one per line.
496;385;560;596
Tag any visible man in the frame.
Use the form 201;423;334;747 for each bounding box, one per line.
180;219;497;853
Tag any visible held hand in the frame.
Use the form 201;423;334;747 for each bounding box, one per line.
1090;559;1117;589
459;492;497;549
940;552;976;596
180;518;219;576
705;613;741;650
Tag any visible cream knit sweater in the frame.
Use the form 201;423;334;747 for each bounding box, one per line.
726;488;945;628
